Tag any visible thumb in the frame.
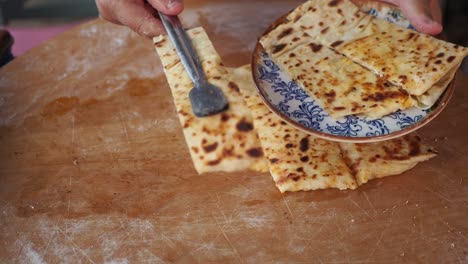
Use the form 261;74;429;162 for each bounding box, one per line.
397;0;442;35
115;1;165;37
147;0;184;15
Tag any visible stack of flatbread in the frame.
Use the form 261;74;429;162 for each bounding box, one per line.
154;27;437;193
260;0;468;119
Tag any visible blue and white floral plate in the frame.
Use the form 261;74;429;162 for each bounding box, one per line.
252;5;455;143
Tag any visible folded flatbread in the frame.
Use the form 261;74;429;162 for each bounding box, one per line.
232;65;358;192
233;65;436;192
339;135;437;185
274;40;415;118
153;27;268;174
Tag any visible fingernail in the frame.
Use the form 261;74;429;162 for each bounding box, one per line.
167;0;181;9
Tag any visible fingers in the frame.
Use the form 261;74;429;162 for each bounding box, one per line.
97;0;165;37
146;0;184;15
380;0;442;35
399;0;442;35
429;0;442;24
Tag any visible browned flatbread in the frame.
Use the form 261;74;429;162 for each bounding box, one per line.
154;25;437;192
333;18;468;97
232;65;358;192
339;135;437;185
273;40;415;118
233;64;437;192
153;27;268;174
260;0;467;118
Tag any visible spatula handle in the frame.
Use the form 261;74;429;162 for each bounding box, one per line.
158;12;207;87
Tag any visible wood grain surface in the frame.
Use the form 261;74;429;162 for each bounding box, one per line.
0;0;467;263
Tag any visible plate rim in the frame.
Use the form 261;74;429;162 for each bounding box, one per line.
251;9;456;143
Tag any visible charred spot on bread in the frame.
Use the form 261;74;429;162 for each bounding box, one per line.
236;119;254;132
331;40;344;48
407;32;416;40
333;106;346;111
203;142;218;153
292;14;302;23
221;113;230;122
207;159;221;166
154;39;166;48
222;148;234;157
272;44;287;54
363;91;403;102
247;148;263;158
270;158;279;164
398;75;408;84
325;90;336;98
277;27;294;40
228;81;240;93
328;0;342;7
191;147;199;154
409;140;421;156
287;173;301;182
300;137;309;152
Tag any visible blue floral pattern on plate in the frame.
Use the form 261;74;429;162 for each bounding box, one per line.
255;8;433;140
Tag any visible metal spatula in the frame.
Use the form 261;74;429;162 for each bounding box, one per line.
158;12;229;117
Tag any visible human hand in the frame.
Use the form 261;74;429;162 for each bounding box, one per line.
96;0;184;37
378;0;442;35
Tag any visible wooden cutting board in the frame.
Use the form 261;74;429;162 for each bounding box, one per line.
0;0;467;263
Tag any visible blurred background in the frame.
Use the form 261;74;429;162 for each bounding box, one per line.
1;0;98;56
0;0;466;64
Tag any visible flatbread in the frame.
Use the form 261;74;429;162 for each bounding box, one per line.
339;135;437;185
285;0;467;97
232;65;358;192
287;0;375;47
233;64;436;191
260;0;467;117
416;62;459;108
153;27;268;174
274;41;415;118
333;18;468;96
260;0;372;57
259;0;371;56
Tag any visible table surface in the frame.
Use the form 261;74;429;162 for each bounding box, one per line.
1;0;467;263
